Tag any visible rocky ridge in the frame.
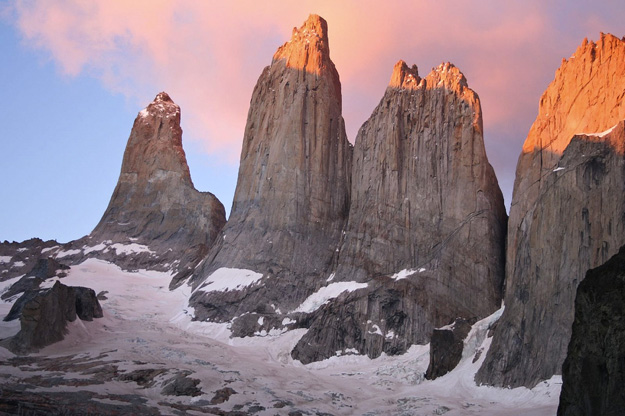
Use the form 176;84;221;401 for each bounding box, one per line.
477;33;625;388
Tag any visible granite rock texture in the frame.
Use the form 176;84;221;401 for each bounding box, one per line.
477;33;625;388
190;15;352;325
291;60;506;362
87;92;226;284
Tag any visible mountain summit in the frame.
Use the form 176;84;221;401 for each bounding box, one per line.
189;15;352;328
89;92;226;282
477;33;625;388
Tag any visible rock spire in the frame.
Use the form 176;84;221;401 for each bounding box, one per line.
89;92;226;282
189;15;352;326
477;33;625;388
291;60;507;362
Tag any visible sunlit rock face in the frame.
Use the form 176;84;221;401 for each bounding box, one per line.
290;59;506;363
190;15;353;325
477;33;625;388
88;92;226;282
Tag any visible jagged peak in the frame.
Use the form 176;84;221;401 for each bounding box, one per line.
564;32;625;66
154;91;174;103
272;14;333;74
424;62;469;92
139;91;180;120
389;60;420;89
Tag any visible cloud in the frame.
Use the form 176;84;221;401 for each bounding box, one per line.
8;0;624;192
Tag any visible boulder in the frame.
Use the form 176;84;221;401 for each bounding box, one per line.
425;318;473;380
1;281;103;354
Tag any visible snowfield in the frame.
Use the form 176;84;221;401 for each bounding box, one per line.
0;260;561;415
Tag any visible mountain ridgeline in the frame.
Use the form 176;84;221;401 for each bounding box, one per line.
2;14;625;393
189;14;506;363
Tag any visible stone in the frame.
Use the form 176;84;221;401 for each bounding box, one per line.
210;387;237;405
73;286;103;321
477;33;625;388
558;245;625;415
292;60;506;362
160;373;202;397
2;257;69;301
2;281;103;354
86;92;226;283
190;15;352;326
425;318;473;380
0;239;62;283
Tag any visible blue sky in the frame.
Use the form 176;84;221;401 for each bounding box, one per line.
1;1;624;243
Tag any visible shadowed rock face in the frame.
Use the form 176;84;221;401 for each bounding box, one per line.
558;245;625;416
190;15;352;323
291;60;506;363
477;33;625;388
86;92;226;283
2;281;103;354
426;318;474;380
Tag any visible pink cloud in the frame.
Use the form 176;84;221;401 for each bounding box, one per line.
9;0;624;187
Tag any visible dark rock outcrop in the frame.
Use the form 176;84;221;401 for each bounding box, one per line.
291;60;506;362
190;15;352;326
558;245;625;416
77;92;225;284
477;33;625;388
0;239;61;282
1;281;103;354
2;257;69;301
425;318;473;380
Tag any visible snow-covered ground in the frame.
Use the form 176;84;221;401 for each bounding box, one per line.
0;259;560;415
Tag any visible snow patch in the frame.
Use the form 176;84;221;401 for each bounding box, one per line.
0;256;12;263
578;122;619;138
553;167;565;172
12;261;25;267
56;249;82;258
83;242;110;254
292;282;368;313
391;267;426;281
198;268;263;293
109;243;153;255
41;246;59;254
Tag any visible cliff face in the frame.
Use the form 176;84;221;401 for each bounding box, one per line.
477;33;625;388
291;61;506;363
88;92;226;282
558;245;625;416
189;15;352;325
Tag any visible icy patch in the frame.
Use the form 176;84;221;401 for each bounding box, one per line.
292;282;368;314
391;267;426;281
198;268;263;293
578;122;619;138
0;256;12;263
83;242;110;254
56;249;82;258
110;243;153;255
326;273;335;282
369;323;383;336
